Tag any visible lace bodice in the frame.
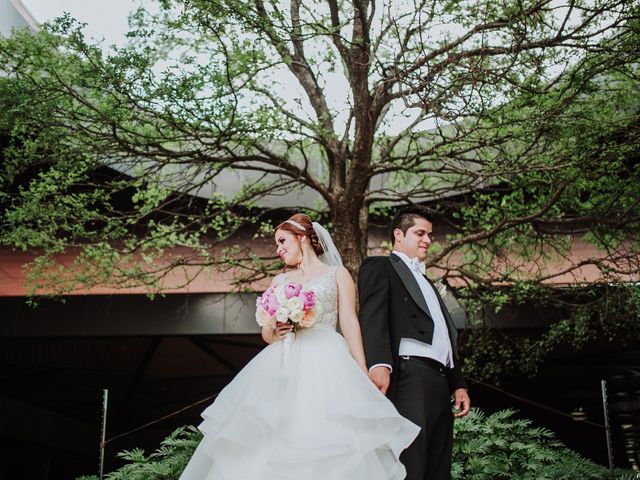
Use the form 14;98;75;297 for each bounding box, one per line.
276;266;338;329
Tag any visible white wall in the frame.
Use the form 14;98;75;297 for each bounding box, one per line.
0;0;36;37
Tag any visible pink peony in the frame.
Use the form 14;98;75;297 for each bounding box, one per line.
264;292;279;316
302;290;316;311
259;286;273;305
284;282;303;299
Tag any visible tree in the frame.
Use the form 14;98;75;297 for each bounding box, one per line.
1;1;639;376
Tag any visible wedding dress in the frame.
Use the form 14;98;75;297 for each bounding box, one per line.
179;266;419;480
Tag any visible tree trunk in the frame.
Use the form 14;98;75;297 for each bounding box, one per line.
330;198;368;277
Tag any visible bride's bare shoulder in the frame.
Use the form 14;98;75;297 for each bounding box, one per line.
335;265;354;285
335;265;349;275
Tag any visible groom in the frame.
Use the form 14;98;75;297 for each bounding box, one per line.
358;206;470;480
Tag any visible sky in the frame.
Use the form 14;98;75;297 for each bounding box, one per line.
21;0;151;45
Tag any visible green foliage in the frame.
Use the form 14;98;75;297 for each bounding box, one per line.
452;409;632;480
459;283;640;383
77;410;634;479
85;426;201;480
0;16;265;295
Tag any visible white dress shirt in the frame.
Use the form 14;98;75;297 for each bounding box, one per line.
394;251;454;367
369;251;454;372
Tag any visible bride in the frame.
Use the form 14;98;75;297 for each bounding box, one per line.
179;213;419;480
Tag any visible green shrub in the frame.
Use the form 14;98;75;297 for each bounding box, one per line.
452;409;632;480
78;425;202;480
80;410;635;480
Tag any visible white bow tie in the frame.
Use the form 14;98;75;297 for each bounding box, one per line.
407;257;426;275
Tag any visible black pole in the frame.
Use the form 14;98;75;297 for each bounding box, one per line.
99;389;109;480
601;380;614;477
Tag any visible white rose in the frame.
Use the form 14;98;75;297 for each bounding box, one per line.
275;286;287;304
286;296;304;314
289;309;303;324
276;306;289;323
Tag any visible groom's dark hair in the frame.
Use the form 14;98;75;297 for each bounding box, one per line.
389;206;431;243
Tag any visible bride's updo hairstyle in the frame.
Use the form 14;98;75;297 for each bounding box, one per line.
276;213;325;256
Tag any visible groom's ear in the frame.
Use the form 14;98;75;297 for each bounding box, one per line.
392;228;403;245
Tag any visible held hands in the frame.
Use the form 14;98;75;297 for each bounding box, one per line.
368;366;391;395
452;388;471;418
272;321;294;341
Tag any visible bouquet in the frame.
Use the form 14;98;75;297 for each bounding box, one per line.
255;282;317;363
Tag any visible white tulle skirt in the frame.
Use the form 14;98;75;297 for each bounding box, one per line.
179;325;419;480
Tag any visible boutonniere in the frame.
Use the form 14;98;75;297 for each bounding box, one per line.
433;279;447;298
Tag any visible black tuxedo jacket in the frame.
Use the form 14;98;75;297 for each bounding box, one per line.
358;254;467;392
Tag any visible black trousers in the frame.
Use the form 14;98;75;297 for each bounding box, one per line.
390;357;454;480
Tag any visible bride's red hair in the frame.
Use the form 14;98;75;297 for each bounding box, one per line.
275;213;324;256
